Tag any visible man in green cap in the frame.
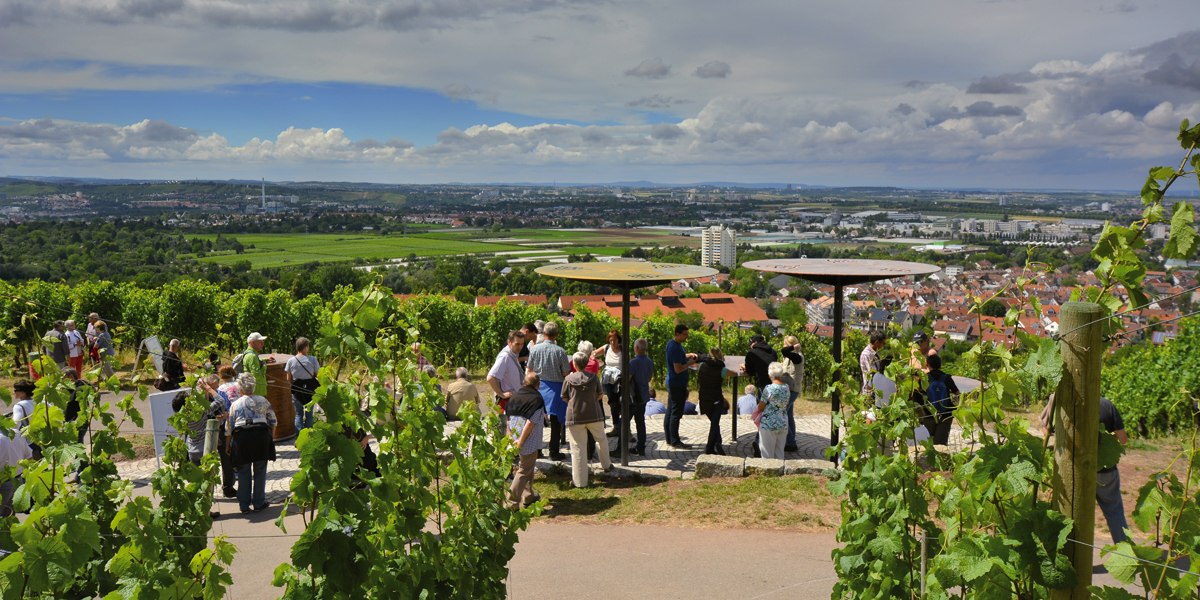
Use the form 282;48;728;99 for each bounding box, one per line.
239;332;269;396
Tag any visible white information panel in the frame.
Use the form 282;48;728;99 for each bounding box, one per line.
140;336;164;374
147;388;182;468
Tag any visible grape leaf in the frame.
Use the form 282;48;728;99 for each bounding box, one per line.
1164;200;1197;260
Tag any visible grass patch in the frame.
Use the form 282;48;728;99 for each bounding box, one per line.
562;246;628;256
191;233;530;268
534;471;839;532
113;433;156;463
457;227;700;248
190;228;699;269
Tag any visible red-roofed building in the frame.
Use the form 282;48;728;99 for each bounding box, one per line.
932;319;975;342
557;295;616;312
557;292;768;328
981;326;1018;348
805;323;835;338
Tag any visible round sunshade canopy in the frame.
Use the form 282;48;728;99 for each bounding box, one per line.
536;261;718;285
742;258;941;286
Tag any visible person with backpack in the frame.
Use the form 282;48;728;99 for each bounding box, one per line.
10;380;36;430
11;380;39;460
236;333;270;396
284;337;320;432
922;354;959;445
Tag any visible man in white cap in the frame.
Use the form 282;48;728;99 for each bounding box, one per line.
240;333;269;396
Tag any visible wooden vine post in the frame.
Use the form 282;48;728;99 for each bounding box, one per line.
1051;301;1105;600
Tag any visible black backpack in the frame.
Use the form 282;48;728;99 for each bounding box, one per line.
927;372;953;415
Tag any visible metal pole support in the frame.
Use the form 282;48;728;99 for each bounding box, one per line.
619;285;632;467
830;283;844;464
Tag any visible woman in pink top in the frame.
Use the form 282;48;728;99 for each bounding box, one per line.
572;340;601;374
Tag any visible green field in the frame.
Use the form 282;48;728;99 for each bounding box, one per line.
192;233;531;268
0;181;62;197
190;227;699;269
448;227;699;247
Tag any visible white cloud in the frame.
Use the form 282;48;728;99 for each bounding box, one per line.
1;3;1199;186
0;119;413;163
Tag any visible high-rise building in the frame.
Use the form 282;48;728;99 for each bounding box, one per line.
701;224;736;268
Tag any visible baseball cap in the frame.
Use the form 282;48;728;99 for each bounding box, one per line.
247;332;268;343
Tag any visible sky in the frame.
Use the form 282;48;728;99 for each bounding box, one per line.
1;0;1199;189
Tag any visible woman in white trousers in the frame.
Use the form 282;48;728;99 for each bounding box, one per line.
561;351;612;487
757;362;792;460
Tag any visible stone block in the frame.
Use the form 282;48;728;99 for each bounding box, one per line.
636;467;682;481
784;459;836;477
694;455;745;478
744;457;785;477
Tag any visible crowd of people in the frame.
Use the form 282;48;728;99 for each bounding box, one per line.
8;309;1135;546
7;323;315;517
858;330;961;445
488;320;816;506
39;315;116;378
858;329;1130;544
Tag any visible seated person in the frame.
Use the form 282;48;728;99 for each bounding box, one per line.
870;358;897;407
871;372;897;407
736;385;758;415
683;401;699;415
644;397;667;416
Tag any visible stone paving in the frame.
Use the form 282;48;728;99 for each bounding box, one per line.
572;414;834;477
115;414;966;502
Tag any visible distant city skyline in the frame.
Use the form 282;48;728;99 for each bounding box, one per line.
1;1;1198;190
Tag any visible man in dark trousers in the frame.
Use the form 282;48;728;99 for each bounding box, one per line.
740;334;778;457
922;354;960;445
664;324;698;449
1039;394;1130;544
1097;396;1129;543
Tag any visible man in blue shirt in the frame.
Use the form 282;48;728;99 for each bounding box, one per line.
665;324;698;448
526;322;571;461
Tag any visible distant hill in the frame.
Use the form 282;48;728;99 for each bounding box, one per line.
5;175;1187;195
